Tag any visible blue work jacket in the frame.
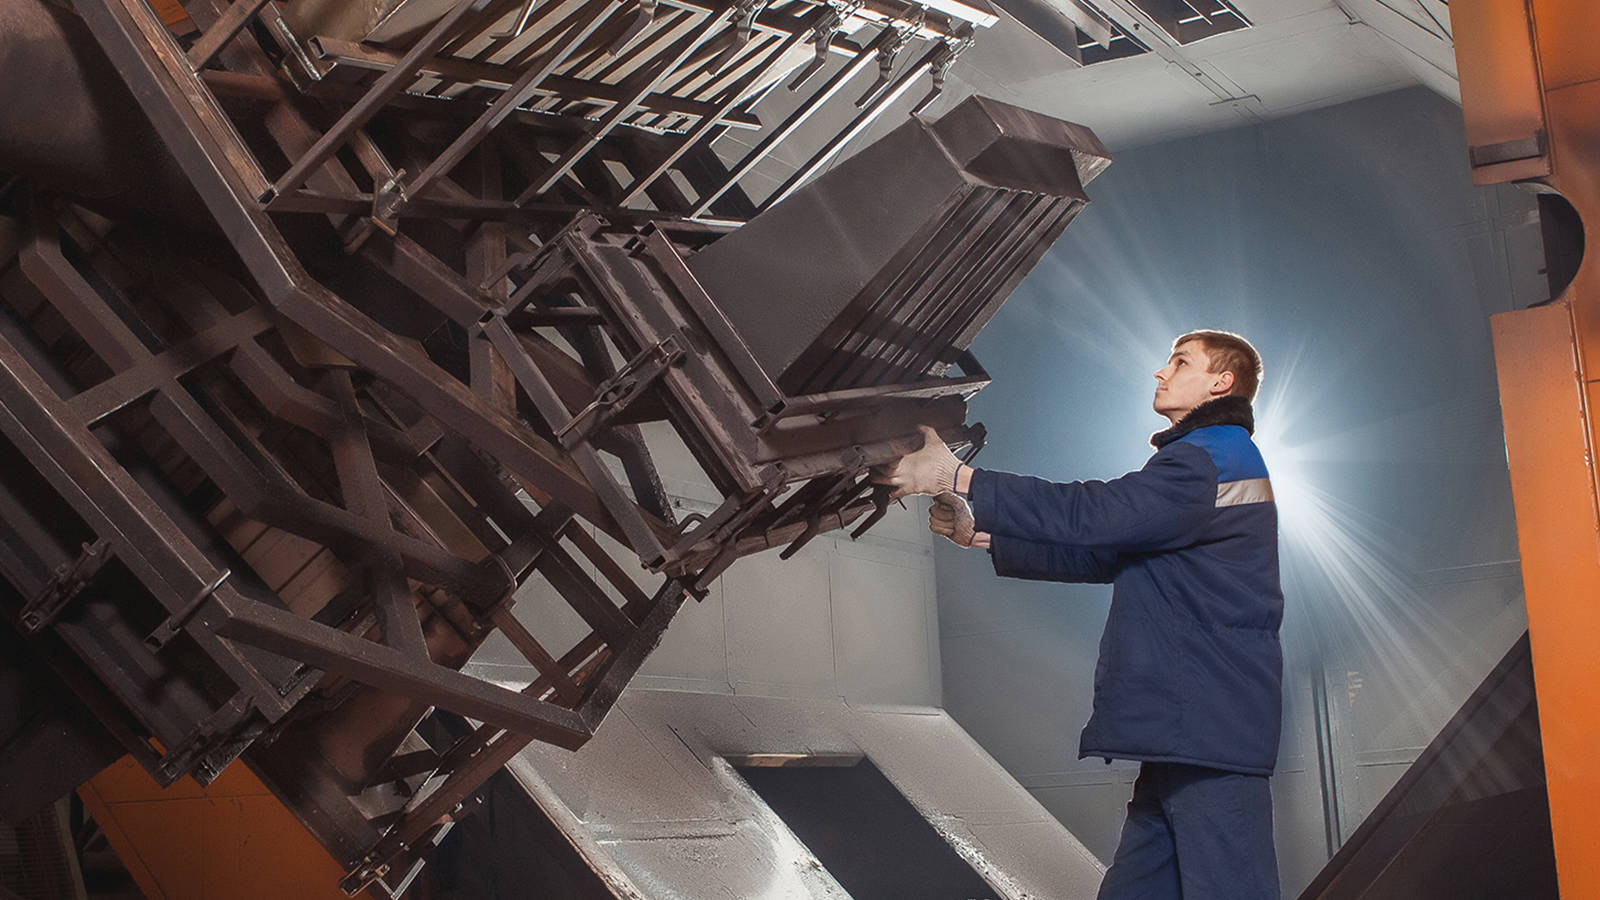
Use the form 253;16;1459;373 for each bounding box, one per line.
967;404;1283;775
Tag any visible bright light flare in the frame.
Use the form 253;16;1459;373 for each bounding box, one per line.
1255;344;1501;735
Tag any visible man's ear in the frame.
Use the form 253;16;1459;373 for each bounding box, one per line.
1211;370;1235;396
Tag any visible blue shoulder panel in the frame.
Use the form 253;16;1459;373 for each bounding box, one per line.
1175;425;1269;482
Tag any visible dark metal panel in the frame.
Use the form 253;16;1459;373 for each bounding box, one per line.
687;94;1110;392
1298;633;1558;900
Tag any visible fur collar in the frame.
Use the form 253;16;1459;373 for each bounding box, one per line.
1150;396;1255;448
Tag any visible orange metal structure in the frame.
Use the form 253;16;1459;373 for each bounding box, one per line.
1456;1;1600;896
78;757;358;900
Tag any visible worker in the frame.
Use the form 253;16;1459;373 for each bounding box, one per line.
875;330;1282;899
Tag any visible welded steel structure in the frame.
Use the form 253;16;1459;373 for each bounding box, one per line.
0;0;1108;893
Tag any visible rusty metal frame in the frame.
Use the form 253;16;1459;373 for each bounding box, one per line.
0;0;1046;890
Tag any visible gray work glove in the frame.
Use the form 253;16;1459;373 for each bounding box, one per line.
873;425;960;500
929;491;990;549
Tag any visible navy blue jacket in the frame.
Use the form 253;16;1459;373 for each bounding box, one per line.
967;397;1283;775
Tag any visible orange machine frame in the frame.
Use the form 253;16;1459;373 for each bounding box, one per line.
1455;1;1600;896
78;757;357;900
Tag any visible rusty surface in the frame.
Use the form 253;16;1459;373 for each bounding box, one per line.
0;0;1105;891
1452;1;1600;897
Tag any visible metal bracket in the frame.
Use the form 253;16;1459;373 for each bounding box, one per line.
913;28;973;115
779;450;869;558
152;691;258;785
788;2;857;90
341;792;480;896
20;538;112;634
856;8;921;107
711;0;771;72
556;330;686;449
959;420;986;464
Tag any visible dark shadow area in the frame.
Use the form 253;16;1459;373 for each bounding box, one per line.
1537;191;1584;303
413;769;614;900
1298;632;1558;900
738;758;1000;900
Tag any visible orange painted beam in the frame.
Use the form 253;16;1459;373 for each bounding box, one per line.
1457;1;1600;896
78;757;359;900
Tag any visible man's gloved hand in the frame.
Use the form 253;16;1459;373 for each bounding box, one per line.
930;492;991;549
873;425;960;499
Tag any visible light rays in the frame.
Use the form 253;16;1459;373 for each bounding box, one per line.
1255;346;1518;745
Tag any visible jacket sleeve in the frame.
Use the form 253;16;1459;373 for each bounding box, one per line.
968;443;1217;551
989;534;1118;584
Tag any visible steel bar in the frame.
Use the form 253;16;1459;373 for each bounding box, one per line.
566;526;651;609
307;36;764;129
576;576;686;725
763;373;989;426
487;606;583;704
79;0;625;542
66;306;272;425
185;0;274;71
208;591;590;746
0;318;297;721
266;0;492;201
328;371;431;660
619;17;807;205
527;528;641;643
222;339;425;465
514;3;734;204
342;574;683;893
144;382;499;596
688;26;890;216
359;233;491;327
268;188;737;231
398;0;620;207
764;41;943;209
482;315;670;562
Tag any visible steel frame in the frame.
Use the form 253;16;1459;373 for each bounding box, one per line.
0;0;997;890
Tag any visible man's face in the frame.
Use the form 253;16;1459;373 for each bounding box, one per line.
1153;340;1228;422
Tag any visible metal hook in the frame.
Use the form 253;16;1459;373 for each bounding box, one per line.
710;0;769;73
911;30;971;115
788;3;852;90
854;11;919;108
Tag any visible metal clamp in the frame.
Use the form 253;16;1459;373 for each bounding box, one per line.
711;0;771;72
788;2;858;90
145;568;233;652
20;538;111;634
913;28;973;114
857;8;922;107
556;330;687;448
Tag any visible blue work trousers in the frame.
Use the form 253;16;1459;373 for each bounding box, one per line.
1096;762;1279;900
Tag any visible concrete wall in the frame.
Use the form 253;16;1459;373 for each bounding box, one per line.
934;86;1546;896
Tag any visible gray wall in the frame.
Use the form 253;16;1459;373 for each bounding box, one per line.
467;422;945;711
935;86;1547;896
